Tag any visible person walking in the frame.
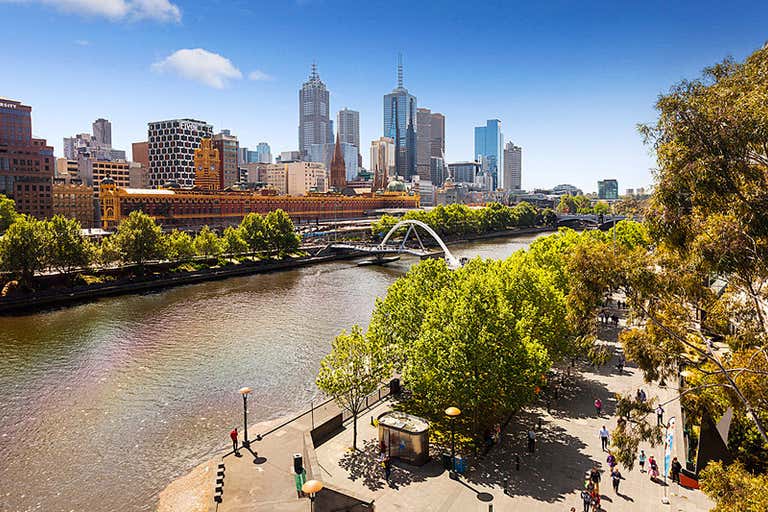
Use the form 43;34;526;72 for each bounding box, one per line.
383;454;392;482
594;398;603;416
611;467;622;494
527;428;536;453
648;455;659;481
606;452;616;469
599;425;610;451
230;427;239;456
638;449;647;472
671;457;682;483
656;404;665;426
589;465;601;494
580;489;592;512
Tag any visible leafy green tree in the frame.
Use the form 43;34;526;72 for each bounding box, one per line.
540;208;558;227
96;235;121;266
316;326;388;450
699;461;768;512
264;209;300;257
511;201;538;227
193;226;223;258
573;195;592;214
0;215;51;286
0;194;18;234
593;201;610;215
47;215;92;275
556;195;576;213
112;210;166;268
239;213;267;253
166;230;195;261
222;226;248;254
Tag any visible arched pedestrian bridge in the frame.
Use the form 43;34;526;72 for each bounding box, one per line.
327;219;463;269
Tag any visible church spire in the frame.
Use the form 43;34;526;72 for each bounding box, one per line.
330;133;346;191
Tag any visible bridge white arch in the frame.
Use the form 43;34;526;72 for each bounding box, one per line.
379;219;462;269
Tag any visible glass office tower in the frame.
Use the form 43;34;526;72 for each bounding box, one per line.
383;56;417;179
474;119;503;189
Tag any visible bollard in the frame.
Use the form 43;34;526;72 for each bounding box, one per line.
371;415;374;426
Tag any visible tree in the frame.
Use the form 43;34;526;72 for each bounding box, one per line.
556;195;576;213
0;194;18;234
239;213;267;253
222;226;248;255
166;230;195;261
193;226;223;258
593;201;610;215
47;215;92;275
699;461;768;512
0;215;51;286
316;326;388;450
112;211;166;269
264;209;300;257
540;208;558;227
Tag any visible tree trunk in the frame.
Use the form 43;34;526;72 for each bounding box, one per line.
353;411;358;450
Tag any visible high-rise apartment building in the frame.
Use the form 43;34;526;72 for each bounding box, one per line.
92;118;112;146
430;156;447;188
64;132;126;161
147;118;213;188
502;141;522;191
194;138;220;191
383;56;417;179
265;162;328;195
474;119;503;189
0;98;54;218
416;108;445;180
370;137;396;191
213;129;239;189
299;64;331;158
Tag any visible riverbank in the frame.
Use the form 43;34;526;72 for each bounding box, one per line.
0;226;556;315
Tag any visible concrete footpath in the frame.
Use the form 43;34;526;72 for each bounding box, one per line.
315;332;713;511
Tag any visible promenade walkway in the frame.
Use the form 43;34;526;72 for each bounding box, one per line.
315;327;714;511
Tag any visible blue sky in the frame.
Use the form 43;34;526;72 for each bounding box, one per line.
2;0;767;192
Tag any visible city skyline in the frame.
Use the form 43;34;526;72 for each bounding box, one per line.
2;1;768;192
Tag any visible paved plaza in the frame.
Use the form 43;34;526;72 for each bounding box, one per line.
314;331;713;511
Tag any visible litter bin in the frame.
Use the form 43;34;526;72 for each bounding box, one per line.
455;456;466;474
441;452;452;470
389;378;401;396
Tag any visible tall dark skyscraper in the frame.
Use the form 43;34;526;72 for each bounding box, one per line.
92;118;112;146
416;107;445;181
383;55;417;179
299;64;331;158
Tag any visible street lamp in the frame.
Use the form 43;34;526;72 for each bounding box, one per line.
301;479;324;512
239;387;252;448
445;406;461;474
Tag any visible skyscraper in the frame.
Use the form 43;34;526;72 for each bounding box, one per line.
255;142;271;163
598;179;619;200
0;98;54;218
92;118;112;146
502;141;522;191
383;55;417;179
337;108;360;169
416;108;445;181
474;119;503;189
299;64;331;158
147;118;213;188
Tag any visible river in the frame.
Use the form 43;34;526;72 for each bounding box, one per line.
0;233;543;512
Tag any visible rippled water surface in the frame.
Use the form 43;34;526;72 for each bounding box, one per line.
0;234;541;511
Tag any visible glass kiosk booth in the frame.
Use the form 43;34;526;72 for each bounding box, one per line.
377;411;430;466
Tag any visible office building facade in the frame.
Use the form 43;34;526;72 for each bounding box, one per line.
0;98;54;218
370;137;396;191
502;141;522;191
383;57;417;179
299;64;331;158
92;118;112;146
598;179;619;200
147;118;213;188
474;119;503;189
213;129;239;189
254;142;271;163
416;108;445;181
448;161;481;184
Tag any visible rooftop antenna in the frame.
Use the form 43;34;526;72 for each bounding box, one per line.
397;53;403;88
310;61;319;80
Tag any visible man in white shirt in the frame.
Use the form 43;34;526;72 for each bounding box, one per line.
599;425;610;451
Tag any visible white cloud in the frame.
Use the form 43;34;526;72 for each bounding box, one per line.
1;0;181;22
248;70;273;81
74;39;90;46
152;49;243;89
